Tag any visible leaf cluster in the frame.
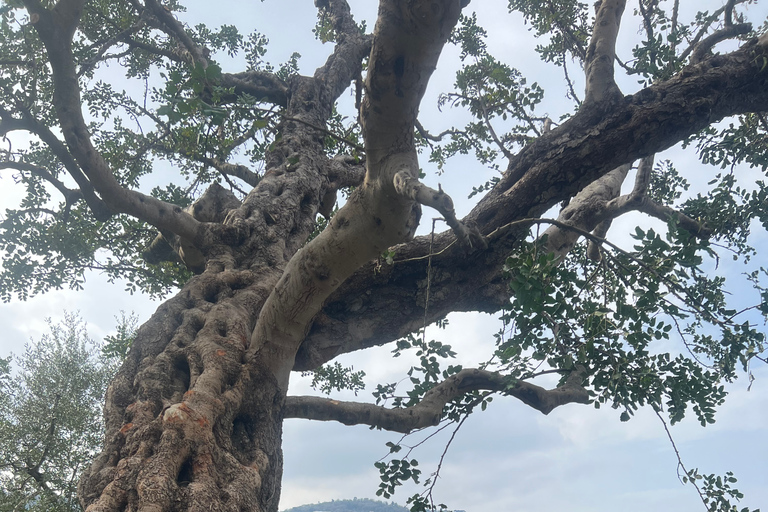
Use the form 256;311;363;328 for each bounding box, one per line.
0;313;120;512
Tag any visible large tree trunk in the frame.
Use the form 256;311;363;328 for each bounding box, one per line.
78;2;465;511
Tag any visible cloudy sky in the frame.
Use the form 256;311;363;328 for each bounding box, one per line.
1;1;767;511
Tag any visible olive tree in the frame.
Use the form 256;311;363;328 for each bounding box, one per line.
0;313;131;512
0;0;767;511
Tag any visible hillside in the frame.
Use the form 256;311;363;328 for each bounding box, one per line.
282;498;410;512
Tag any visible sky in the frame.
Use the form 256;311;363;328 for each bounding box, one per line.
1;1;768;511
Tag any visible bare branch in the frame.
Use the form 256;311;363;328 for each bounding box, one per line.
203;158;261;188
631;154;654;198
540;163;631;263
586;218;612;261
284;368;589;433
314;0;372;104
724;0;736;27
478;97;513;159
691;23;752;64
562;53;582;104
415;119;463;142
325;154;366;188
584;0;627;105
678;0;750;63
141;0;208;66
218;71;289;107
393;171;486;250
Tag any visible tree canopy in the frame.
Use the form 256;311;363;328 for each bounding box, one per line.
0;0;767;511
0;313;135;512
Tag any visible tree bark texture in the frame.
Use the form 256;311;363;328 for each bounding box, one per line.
14;0;768;511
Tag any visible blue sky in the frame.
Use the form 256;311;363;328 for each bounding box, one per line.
1;1;767;511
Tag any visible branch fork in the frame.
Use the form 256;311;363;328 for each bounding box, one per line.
393;170;487;250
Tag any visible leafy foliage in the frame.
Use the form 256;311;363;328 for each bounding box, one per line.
0;313;125;512
302;361;366;396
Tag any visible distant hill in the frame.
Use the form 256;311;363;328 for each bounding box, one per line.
282;498;466;512
281;498;410;512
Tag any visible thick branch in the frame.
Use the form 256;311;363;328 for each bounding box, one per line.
284;368;590;433
314;1;372;107
218;71;289;106
295;37;768;370
362;0;465;162
142;0;208;66
325;154;366;188
584;0;626;105
25;3;202;241
252;1;468;388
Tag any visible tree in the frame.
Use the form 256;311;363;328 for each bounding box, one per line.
0;313;125;512
1;0;767;511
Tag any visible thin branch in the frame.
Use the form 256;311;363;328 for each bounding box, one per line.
0;160;82;204
478;97;513;160
678;0;750;63
1;106;112;220
654;408;709;506
670;0;680;57
414;119;462;142
393;173;486;251
283;116;364;152
562;52;582;105
690;22;752;64
495;217;724;326
284;368;589;433
543;0;587;61
78;19;146;77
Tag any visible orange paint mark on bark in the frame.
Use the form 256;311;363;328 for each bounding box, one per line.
216;349;227;356
119;423;134;435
